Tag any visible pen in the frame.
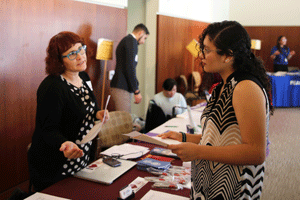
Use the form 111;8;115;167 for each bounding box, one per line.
165;126;178;128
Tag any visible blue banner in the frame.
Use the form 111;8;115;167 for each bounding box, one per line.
270;74;300;107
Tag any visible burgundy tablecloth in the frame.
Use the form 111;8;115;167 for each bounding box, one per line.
42;142;190;199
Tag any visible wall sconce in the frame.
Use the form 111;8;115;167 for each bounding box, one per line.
251;39;261;56
96;38;113;110
186;39;200;91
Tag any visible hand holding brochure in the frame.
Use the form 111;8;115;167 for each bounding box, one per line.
123;131;181;147
150;147;179;159
79;95;110;144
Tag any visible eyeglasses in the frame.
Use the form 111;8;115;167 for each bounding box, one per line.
62;45;87;60
200;48;220;58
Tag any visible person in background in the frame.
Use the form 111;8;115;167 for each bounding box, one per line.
144;78;187;133
153;78;187;118
159;21;273;199
270;35;296;72
110;23;149;113
28;31;109;191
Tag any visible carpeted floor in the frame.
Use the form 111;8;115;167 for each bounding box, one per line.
261;107;300;200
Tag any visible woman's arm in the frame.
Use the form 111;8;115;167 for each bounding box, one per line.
168;80;267;165
288;50;296;59
36;80;68;149
270;50;280;60
158;131;202;144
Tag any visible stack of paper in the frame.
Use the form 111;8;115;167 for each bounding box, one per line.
141;190;189;200
24;192;70;200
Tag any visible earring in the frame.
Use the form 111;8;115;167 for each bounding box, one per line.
225;59;229;62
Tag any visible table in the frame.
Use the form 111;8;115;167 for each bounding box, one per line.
269;73;300;107
149;104;204;134
41;143;190;200
41;105;206;199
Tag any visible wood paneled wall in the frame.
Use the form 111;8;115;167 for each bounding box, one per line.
0;0;127;193
245;26;300;72
156;15;300;95
156;15;209;93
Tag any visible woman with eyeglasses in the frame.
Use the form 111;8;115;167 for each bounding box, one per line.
28;31;109;191
159;21;273;199
270;36;296;72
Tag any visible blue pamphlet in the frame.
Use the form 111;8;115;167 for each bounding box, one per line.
137;158;171;171
150;147;179;159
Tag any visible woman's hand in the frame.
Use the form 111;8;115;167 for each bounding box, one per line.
271;50;280;59
60;141;84;159
274;50;280;55
168;143;200;162
134;93;142;104
290;50;296;56
96;110;109;123
158;131;182;142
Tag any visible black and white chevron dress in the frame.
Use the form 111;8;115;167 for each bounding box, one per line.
191;72;269;200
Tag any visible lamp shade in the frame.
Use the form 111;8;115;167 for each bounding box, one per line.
186;39;200;58
251;39;261;50
96;38;113;60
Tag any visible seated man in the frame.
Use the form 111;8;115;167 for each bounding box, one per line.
145;78;187;133
153;78;187;118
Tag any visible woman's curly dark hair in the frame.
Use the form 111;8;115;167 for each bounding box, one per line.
199;21;274;114
45;31;85;75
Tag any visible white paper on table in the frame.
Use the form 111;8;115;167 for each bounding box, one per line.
141;190;189;200
149;119;186;134
176;109;202;120
24;192;71;200
79;95;110;144
101;143;149;159
192;106;205;112
176;111;189;119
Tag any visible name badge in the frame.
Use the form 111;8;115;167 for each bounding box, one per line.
86;81;93;91
135;55;138;62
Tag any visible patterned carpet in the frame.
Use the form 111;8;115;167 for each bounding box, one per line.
261;107;300;200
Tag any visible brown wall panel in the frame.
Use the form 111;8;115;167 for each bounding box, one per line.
156;17;300;96
0;0;127;193
156;15;208;94
245;26;300;72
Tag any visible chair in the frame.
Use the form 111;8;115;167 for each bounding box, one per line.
179;74;201;105
172;106;187;118
95;111;133;159
27;143;35;195
192;71;201;94
145;100;168;133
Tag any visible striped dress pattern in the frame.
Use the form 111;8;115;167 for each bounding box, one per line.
191;72;269;200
